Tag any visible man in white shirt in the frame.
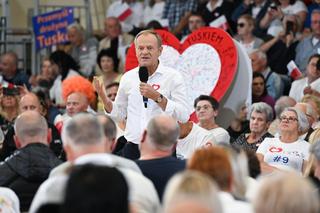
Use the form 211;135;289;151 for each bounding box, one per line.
94;30;190;159
289;54;320;102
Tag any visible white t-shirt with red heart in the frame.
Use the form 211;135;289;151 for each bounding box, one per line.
256;137;310;173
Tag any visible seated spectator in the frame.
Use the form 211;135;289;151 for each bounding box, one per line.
162;0;198;38
232;0;271;37
29;57;57;90
233;102;274;152
250;49;283;100
0;87;20;135
254;172;319;213
0;51;30;89
162;171;222;213
235;14;264;53
99;17;134;73
260;14;301;75
143;0;165;27
0;92;63;161
289;54;320;101
268;96;296;135
295;9;320;72
106;0;144;34
0;187;20;213
252;72;276;108
302;94;320;128
304;0;320;33
227;103;250;143
294;102;318;141
181;12;205;42
176;121;216;159
198;0;236;32
260;0;307;37
188;147;253;213
256;107;310;174
61;164;129;213
194;95;230;144
136;115;185;200
94;49;122;112
49;50;80;106
67;23;98;78
0;111;61;211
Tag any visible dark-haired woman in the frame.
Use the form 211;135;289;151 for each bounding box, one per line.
49;50;80;106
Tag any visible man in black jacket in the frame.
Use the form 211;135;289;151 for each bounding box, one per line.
0;111;61;212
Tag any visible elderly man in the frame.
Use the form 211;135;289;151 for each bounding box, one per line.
0;92;62;161
0;51;30;88
137;115;185;200
296;9;320;73
94;30;190;159
30;113;160;213
67;23;98;77
99;17;134;73
250;49;283;100
0;111;61;212
290;54;320;102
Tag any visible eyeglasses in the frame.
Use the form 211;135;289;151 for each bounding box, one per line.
237;23;246;28
195;105;213;112
279;116;298;122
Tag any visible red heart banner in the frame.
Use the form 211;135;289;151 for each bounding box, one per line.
125;28;238;120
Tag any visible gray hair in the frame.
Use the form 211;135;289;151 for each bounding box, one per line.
62;113;105;147
250;102;274;122
163;171;222;213
310;139;320;161
250;49;267;61
14;111;48;143
147;115;180;151
134;30;162;48
96;114;117;141
67;22;85;38
281;107;309;133
275;96;296;118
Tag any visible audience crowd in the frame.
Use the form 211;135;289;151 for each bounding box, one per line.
1;0;320;212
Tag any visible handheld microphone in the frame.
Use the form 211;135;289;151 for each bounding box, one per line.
139;66;149;108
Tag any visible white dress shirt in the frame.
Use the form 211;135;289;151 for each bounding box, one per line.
110;61;191;144
289;77;320;102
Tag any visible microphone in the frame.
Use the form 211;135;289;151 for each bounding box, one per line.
139;66;149;108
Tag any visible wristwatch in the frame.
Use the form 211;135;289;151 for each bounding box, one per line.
155;94;164;103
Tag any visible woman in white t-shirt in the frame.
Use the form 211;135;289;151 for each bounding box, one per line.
256;107;310;174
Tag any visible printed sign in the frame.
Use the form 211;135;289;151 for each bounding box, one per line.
32;7;74;50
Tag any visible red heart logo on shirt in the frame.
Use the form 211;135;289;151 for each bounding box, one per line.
269;147;283;153
152;84;160;90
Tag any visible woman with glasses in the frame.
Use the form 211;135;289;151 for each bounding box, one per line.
235;14;264;53
233;102;273;152
256;107;310;174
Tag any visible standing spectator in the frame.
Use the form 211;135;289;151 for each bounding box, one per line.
194;95;230;144
0;51;30;89
67;23;98;78
235;14;264;53
198;0;236;32
304;0;320;33
162;0;198;38
99;17;134;73
181;12;206;42
136;115;185;200
143;0;166;27
233;102;274;151
49;50;80;106
232;0;271;37
106;0;144;34
0;88;19;135
0;111;61;211
296;9;320;72
250;49;283;100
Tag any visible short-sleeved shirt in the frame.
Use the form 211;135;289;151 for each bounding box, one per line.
256;137;310;173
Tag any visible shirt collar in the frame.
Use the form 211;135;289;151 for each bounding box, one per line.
206;0;223;12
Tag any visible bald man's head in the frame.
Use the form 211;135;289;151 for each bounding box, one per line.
19;92;43;114
66;92;89;117
14;110;48;147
